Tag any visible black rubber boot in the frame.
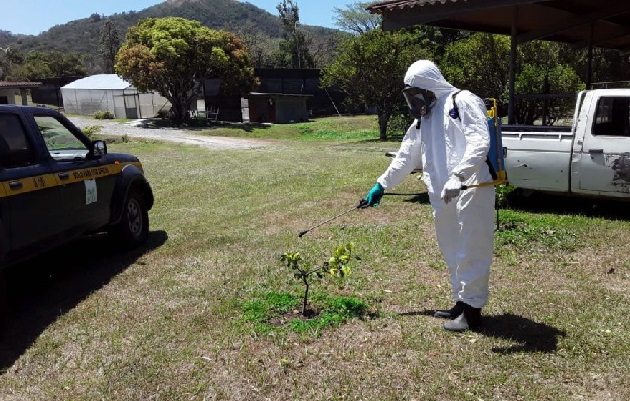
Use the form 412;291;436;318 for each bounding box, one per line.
434;301;465;319
443;303;483;332
463;303;483;331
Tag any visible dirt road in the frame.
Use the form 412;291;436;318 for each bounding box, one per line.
68;116;271;150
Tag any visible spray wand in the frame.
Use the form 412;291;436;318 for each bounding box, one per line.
298;199;369;238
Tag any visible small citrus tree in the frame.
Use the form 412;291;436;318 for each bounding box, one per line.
280;243;356;316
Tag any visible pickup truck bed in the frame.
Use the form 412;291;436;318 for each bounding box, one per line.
502;125;574;193
502;89;630;199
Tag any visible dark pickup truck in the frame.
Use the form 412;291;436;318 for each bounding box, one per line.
0;105;154;273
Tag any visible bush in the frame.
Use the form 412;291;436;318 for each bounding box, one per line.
496;184;517;208
93;110;114;119
387;112;413;135
81;125;101;138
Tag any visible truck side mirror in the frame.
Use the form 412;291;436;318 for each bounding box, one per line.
90;140;107;158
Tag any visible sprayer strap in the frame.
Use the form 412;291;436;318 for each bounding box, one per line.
451;90;463;119
451;90;497;181
461;179;507;190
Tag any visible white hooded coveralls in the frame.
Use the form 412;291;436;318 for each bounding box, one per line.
377;60;495;309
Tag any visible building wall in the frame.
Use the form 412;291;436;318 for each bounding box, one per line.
202;69;350;122
254;68;348;117
0;89;16;105
139;92;171;118
61;89;116;116
31;77;83;107
202;79;242;122
61;88;171;119
275;97;308;123
248;95;310;123
248;98;273;123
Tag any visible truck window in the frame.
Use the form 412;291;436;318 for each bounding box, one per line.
0;113;36;168
592;97;630;137
34;115;88;161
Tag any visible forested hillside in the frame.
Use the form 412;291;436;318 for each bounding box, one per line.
1;0;342;72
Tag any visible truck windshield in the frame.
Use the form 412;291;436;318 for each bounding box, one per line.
34;115;88;160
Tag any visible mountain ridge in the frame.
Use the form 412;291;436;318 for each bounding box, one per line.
1;0;341;72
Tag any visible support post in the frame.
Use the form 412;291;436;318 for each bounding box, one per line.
508;5;518;125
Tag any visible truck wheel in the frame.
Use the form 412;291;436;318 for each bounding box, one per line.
113;188;149;249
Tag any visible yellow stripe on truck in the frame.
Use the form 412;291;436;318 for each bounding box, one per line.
0;161;142;198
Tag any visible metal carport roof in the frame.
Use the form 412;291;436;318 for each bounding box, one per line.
367;0;630;122
367;0;630;52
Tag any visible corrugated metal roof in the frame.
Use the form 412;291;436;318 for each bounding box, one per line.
62;74;132;90
0;81;42;88
368;0;460;14
366;0;630;52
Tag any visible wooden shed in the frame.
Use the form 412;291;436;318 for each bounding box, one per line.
246;92;312;124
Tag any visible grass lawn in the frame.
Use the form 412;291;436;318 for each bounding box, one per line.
0;115;628;400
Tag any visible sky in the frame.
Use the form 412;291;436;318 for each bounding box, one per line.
0;0;357;36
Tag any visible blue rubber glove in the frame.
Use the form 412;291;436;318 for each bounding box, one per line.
365;182;384;206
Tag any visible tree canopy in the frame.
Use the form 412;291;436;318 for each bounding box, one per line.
321;29;429;140
275;0;315;69
14;51;86;81
99;20;122;74
115;17;258;124
333;2;381;35
440;33;584;124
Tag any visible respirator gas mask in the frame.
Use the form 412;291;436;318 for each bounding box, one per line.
403;85;436;119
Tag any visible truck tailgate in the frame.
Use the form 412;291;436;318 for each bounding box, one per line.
502;127;573;192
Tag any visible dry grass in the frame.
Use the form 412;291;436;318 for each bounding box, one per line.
0;119;629;400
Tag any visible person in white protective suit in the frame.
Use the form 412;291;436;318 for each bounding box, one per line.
363;59;495;332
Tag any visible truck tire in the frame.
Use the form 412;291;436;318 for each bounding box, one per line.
112;188;149;249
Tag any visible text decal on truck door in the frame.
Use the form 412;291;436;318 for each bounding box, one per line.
0;161;142;197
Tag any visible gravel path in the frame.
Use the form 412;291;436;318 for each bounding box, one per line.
68;116;271;150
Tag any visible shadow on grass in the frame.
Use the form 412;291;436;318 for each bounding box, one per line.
388;189;630;221
399;310;565;354
505;191;630;221
355;134;405;144
381;191;430;204
0;230;168;372
150;118;273;133
482;314;567;354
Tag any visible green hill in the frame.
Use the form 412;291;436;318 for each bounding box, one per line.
2;0;342;72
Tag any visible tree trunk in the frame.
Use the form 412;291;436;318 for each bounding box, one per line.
163;83;197;126
377;112;390;141
302;282;309;316
169;97;190;126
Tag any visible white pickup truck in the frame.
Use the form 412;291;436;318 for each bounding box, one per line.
502;89;630;200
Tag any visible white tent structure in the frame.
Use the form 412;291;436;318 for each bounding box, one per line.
61;74;170;119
